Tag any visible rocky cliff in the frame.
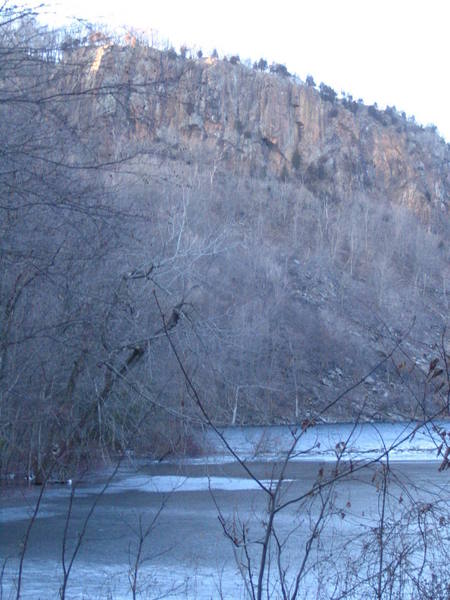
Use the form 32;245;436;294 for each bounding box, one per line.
78;44;448;220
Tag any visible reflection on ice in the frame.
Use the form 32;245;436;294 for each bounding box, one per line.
0;506;59;523
86;474;283;495
196;420;446;463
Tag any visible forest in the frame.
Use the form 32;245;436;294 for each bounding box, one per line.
0;2;449;483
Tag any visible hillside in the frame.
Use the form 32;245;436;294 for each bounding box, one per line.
70;42;449;418
0;12;449;476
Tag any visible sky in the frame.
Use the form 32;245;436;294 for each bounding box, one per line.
30;0;450;140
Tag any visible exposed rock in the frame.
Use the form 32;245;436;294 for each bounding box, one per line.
72;45;448;222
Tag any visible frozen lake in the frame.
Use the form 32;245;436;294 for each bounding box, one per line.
1;421;449;599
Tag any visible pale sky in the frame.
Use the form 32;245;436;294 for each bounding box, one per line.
33;0;450;140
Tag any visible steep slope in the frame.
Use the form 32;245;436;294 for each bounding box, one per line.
57;43;449;424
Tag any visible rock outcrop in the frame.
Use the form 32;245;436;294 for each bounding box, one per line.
76;44;448;219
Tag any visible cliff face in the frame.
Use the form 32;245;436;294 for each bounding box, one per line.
81;44;448;218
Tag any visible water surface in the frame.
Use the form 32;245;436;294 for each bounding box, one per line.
1;422;448;599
